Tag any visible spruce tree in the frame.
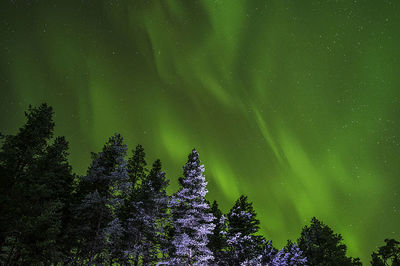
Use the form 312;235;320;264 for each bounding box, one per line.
224;195;265;265
74;133;129;264
298;217;361;266
167;149;215;265
371;238;400;266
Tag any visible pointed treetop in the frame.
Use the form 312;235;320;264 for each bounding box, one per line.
84;133;128;193
298;217;360;265
210;200;222;217
147;159;169;192
127;144;148;186
228;195;260;236
183;148;200;169
8;103;55;153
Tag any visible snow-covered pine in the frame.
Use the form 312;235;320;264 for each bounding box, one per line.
107;148;170;265
271;243;307;266
166;149;215;265
224;195;265;264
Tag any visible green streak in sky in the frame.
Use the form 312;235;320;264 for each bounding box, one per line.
1;1;399;263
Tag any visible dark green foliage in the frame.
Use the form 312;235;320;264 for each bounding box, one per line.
224;195;265;264
297;217;361;266
0;104;74;265
371;238;400;266
138;159;170;264
208;200;227;261
4;103;398;265
227;195;260;235
128;144;148;189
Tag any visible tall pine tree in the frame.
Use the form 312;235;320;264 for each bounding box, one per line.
0;104;75;265
110;151;170;265
167;149;215;265
127;144;147;188
141;159;170;263
224;195;265;265
74;133;129;264
208;200;227;264
298;217;361;266
109;144;149;265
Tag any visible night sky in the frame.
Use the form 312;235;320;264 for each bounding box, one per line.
1;1;399;263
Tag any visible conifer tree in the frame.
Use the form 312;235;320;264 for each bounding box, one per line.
298;217;361;266
74;133;129;264
167;149;215;265
224;195;265;264
371;238;400;266
0;104;54;252
112;156;170;265
0;104;74;265
141;159;170;263
208;200;227;264
109;144;149;265
128;144;147;188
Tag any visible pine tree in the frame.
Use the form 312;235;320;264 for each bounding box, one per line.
128;144;147;188
0;104;54;255
74;133;129;264
0;104;75;265
208;200;227;264
298;217;361;266
224;195;265;265
113;155;170;265
167;149;215;265
109;144;149;265
371;238;400;266
33;136;75;263
141;159;170;263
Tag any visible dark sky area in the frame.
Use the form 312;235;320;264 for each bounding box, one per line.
1;1;399;263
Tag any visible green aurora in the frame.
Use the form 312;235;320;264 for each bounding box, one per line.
1;1;399;263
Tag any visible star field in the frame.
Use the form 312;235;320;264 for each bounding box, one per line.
1;1;399;263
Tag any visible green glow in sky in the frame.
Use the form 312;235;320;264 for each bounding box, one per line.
1;1;399;263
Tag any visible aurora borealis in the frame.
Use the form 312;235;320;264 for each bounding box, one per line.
0;0;399;263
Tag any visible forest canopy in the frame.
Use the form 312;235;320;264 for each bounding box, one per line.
0;104;398;265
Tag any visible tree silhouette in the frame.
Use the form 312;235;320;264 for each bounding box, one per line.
298;217;361;266
371;238;400;266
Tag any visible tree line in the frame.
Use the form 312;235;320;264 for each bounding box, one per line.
0;104;398;265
